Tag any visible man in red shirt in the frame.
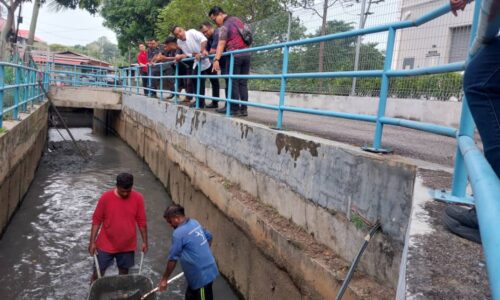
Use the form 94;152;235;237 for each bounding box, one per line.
137;43;149;95
88;173;148;282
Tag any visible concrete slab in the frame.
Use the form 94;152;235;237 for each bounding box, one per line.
48;86;122;110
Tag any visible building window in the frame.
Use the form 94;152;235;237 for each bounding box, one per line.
449;25;472;63
403;57;415;70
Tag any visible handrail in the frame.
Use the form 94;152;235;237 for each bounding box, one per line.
0;61;49;128
1;1;498;297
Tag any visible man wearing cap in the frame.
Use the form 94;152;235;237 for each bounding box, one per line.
88;173;148;282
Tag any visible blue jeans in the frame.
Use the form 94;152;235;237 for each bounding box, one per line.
464;36;500;178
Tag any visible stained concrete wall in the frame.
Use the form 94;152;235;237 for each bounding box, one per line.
106;94;418;295
106;97;396;299
49;86;122;110
0;102;48;236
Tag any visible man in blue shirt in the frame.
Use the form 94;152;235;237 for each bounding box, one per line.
158;205;219;300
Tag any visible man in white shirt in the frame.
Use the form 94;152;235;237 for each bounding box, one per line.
172;25;211;108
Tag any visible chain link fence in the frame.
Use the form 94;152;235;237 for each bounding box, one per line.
247;0;473;101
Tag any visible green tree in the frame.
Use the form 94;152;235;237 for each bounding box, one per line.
0;0;99;59
99;0;170;54
156;0;289;41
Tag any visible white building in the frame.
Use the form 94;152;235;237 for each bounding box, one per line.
393;0;474;70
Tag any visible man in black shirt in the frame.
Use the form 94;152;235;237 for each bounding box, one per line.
200;22;223;109
146;37;160;98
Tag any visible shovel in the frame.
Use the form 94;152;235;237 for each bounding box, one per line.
140;272;184;300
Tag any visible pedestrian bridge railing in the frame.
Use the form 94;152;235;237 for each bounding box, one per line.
0;0;498;297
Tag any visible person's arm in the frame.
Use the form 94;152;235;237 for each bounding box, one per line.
88;196;104;255
88;224;100;255
136;195;148;252
158;234;183;291
450;0;470;16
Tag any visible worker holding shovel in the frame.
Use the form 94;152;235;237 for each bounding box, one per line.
157;204;219;300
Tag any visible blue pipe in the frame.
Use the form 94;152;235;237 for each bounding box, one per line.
277;46;290;129
458;135;500;299
372;27;396;150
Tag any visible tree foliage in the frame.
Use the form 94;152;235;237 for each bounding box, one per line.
99;0;170;54
156;0;287;41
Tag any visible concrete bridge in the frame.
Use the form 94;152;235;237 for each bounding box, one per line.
0;86;489;299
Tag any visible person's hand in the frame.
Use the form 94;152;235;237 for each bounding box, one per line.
212;60;220;72
141;242;148;253
158;278;168;292
175;54;184;62
88;242;96;256
194;53;201;61
201;50;209;57
450;0;468;16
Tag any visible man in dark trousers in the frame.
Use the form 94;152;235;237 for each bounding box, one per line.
158;205;218;300
443;0;500;244
209;6;251;116
146;37;161;97
200;22;222;109
88;173;148;282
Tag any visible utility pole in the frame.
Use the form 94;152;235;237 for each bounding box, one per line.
28;0;41;46
351;0;367;96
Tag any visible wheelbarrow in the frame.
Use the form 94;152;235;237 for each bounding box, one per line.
88;252;183;300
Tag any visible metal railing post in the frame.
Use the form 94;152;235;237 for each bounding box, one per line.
147;65;152;97
450;0;483;198
277;46;290;129
226;54;234;116
196;60;201;109
160;64;164;101
136;67;140;95
174;64;179;104
22;68;27;113
13;65;20;120
73;65;77;86
366;27;396;153
0;65;4;128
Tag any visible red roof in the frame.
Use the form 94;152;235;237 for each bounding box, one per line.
30;50;111;67
0;18;44;42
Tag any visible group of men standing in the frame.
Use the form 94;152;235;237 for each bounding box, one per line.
137;6;250;117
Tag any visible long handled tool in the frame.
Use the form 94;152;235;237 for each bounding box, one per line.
140;272;184;300
93;254;102;279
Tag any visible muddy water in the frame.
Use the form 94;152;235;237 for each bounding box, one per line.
0;128;238;300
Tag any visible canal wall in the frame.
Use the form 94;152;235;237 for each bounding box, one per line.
104;94;418;299
0;102;48;236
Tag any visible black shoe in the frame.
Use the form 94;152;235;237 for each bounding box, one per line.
166;94;174;99
239;109;248;117
216;107;226;114
445;206;479;229
443;211;481;244
206;103;218;109
189;102;205;108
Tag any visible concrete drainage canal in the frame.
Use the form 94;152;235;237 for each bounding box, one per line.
0;128;238;299
0;98;407;299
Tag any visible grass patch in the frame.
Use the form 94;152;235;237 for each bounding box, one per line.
0;127;7;134
350;212;368;231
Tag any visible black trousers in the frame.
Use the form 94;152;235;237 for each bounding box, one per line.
192;64;209;106
140;73;148;95
185;282;213;300
208;66;220;104
230;55;251;112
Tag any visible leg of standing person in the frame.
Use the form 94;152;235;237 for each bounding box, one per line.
229;56;244;115
141;74;148;96
443;37;500;244
206;68;220;108
237;55;251;116
185;282;214;300
190;65;207;108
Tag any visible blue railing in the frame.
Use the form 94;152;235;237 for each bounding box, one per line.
0;61;49;129
0;0;498;297
117;2;499;297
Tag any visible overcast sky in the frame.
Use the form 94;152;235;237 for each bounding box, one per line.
17;2;117;46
